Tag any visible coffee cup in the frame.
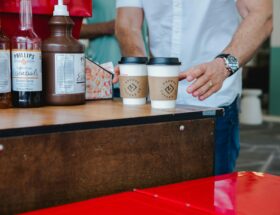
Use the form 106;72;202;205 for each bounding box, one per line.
147;58;181;109
119;57;148;105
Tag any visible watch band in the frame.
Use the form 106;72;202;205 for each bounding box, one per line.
216;54;230;58
215;54;239;77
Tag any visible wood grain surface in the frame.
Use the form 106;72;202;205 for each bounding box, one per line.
0;100;218;214
0;100;221;132
0;119;215;214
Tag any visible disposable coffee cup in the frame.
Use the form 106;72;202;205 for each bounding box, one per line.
147;58;181;109
119;57;148;105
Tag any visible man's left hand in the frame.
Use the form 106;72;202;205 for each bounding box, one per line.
179;58;230;101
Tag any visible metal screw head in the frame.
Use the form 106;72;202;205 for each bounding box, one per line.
179;125;185;131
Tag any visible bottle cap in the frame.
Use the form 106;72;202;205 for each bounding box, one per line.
53;0;69;16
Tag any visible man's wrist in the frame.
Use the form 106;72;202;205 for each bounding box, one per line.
215;54;240;77
215;58;231;78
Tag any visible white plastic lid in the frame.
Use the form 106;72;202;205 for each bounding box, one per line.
53;0;69;16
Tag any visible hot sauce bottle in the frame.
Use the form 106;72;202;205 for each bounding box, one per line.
11;0;43;108
0;18;12;109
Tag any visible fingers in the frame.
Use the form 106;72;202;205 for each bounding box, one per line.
193;80;217;99
113;65;120;84
185;61;225;100
185;65;206;82
187;74;209;95
193;81;213;97
179;65;205;82
179;72;187;81
198;86;218;101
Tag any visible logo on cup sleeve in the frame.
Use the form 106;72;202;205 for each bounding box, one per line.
124;79;141;97
120;76;148;98
160;80;177;99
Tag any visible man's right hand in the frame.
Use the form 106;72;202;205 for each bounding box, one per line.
113;66;120;84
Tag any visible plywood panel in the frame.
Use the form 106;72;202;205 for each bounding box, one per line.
0;119;214;214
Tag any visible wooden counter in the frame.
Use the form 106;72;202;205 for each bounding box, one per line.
0;100;222;214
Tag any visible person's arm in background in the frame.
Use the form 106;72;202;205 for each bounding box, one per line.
80;20;115;39
112;7;146;82
115;8;146;56
179;0;273;101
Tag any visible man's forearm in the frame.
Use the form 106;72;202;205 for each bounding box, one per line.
115;26;146;56
182;0;272;101
115;8;146;57
223;1;273;66
80;20;115;39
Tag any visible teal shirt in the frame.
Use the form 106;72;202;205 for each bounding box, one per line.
86;0;121;66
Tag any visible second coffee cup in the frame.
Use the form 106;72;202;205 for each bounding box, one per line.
119;57;148;105
147;57;181;109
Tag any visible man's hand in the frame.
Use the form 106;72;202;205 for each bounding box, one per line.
179;58;230;101
113;66;120;84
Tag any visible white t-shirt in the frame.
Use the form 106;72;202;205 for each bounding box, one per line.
117;0;242;107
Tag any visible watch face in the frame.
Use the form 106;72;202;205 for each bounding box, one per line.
227;55;239;72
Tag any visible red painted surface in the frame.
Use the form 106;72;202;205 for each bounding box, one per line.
20;172;280;215
0;0;92;39
20;192;207;215
141;172;280;215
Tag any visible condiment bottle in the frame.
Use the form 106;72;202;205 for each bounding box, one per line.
11;0;43;108
0;18;12;109
42;0;85;105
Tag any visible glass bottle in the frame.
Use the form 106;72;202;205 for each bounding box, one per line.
11;0;43;108
0;18;12;109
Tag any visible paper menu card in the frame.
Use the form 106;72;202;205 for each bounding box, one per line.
86;59;113;100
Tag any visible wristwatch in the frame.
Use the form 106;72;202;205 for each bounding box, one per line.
215;54;240;77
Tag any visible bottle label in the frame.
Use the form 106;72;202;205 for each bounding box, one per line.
12;50;42;92
55;53;85;95
0;50;11;93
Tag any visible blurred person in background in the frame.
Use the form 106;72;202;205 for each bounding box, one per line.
80;0;121;96
80;0;121;66
114;0;273;175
